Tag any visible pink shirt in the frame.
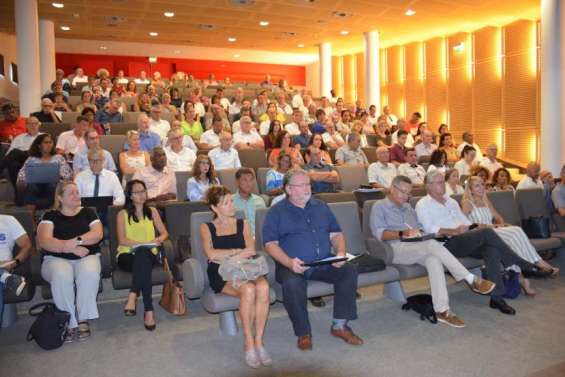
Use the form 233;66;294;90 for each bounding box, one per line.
132;166;177;199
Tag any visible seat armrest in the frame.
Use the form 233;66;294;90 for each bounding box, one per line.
365;237;394;265
257;250;276;284
182;258;205;299
553;214;565;232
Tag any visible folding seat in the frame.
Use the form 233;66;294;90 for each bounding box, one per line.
366;134;378;147
256;167;270;195
362;147;378;163
99;135;126;167
41;123;70;141
175;171;191;201
109;122;137;135
313;192;356;204
68;96;81;108
61;111;80;124
334;165;369;192
182;210;276;335
238;149;269;171
123;111;142;124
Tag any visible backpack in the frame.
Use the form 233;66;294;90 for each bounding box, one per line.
401;294;437;324
26;303;70;350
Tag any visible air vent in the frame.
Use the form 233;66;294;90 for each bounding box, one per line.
104;16;126;26
281;31;297;38
230;0;256;6
197;24;218;31
332;11;351;18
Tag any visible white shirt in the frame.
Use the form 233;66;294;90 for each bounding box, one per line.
285;122;300;136
149;119;171;140
454;159;472;177
278;103;293;116
199;130;221;148
398;163;426;185
368;115;379;125
415;143;438;158
480;157;503;176
209;147;242;170
220;98;230;111
164;146;196;172
415;194;471;234
383;113;398;126
391;130;415;148
323;106;334;118
259;121;271;136
322;132;344;146
56;130;85;155
134;78;150;84
116;78;129;84
234;130;263;145
74;168;125;205
368;161;398;188
292;94;304;108
7;132;42;153
517;176;544;190
194;102;206;118
181;135;198;152
427;164;447;175
445;183;464;196
71;75;88;86
229;101;242;115
456;142;482;162
0;215;26;261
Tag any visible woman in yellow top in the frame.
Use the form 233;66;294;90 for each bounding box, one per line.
439;132;459;163
116;179;168;331
180;101;203;141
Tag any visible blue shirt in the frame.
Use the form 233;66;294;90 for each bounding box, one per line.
303;162;336;193
262;197;341;263
369;197;421;243
311;121;325;134
95;110;123;124
72;148;117;173
265;169;284;192
124;131;161;152
293;134;311;149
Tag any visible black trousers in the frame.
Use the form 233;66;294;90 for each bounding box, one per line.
444;228;536;299
0;149;28;203
117;248;156;311
275;262;358;337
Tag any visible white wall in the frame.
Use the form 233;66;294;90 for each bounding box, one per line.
0;32;19;103
306;61;320;97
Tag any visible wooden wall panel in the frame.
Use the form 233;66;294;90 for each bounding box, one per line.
387;46;405;118
473;27;503;150
332;56;344;98
343;54;357;103
424;38;448;129
380;49;388;111
503;20;538;163
447;32;472;142
356;53;366;105
405;42;425;119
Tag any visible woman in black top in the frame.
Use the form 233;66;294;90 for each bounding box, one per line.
37;181;103;343
200;186;271;369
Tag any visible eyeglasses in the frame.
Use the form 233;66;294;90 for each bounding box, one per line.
88;159;104;163
289;183;310;188
131;189;147;195
392;185;411;196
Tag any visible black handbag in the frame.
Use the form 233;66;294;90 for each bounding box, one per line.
350;253;386;273
521;216;551;239
26;303;70;350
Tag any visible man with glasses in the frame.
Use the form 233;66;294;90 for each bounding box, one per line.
74;147;124;205
149;105;171;141
31;98;61;124
164;128;196;172
72;128;117;175
263;168;363;351
370;175;495;327
94;99;123;131
416;170;552;315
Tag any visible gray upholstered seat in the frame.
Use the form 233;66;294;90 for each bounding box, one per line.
238;149;269;171
313;192;356;204
334;165;369;191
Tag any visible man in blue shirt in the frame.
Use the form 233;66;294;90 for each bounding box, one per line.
263;168;362;351
310;109;327;134
232;168;266;237
124;114;160;152
95;100;123;125
292;121;312;149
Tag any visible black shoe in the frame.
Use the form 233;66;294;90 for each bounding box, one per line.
522;267;552;279
310;297;326;308
5;274;26;296
356;291;362;299
489;298;516;315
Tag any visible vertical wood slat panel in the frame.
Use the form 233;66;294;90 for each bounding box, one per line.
448;32;472;142
387;46;405;118
380;49;388;110
356;53;366;105
331;56;344;98
503;20;537;163
425;38;448;130
343;54;357;104
405;42;425;119
473;27;502;150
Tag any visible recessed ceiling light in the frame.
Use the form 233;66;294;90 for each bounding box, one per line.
164;11;175;17
233;54;240;58
259;21;269;26
405;9;416;16
173;50;181;54
297;44;305;48
149;32;158;37
340;30;349;35
60;26;71;31
52;2;64;8
100;46;108;50
228;37;237;42
72;13;80;18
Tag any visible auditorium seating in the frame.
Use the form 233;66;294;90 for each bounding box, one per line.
334;165;369;191
238;149;270;172
175;171;191;201
99;135;126;166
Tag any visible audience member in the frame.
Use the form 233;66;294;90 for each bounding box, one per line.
187;155;220;201
456;132;482;163
72;128;117;174
322;120;345;149
517;162;543;190
335;133;368;166
119;130;150;179
470;165;490;184
370;175;495;327
198;117;223;149
391;119;415;147
374;121;390;147
390;130;409;165
398;148;426;186
406;112;422;135
304;147;339;194
263;120;282;150
232;168;266;237
94;100;123;128
427;149;448;175
55;116;88;158
268;131;304;168
134;71;150;84
381;105;398;127
311;109;327;134
127;114;160;152
415;130;438;159
149;105;171;141
368;146;397;189
454;145;477;177
292;121;312;149
439;133;458;163
306;133;333;165
233;116;265;150
164;128;197;172
479;144;503;176
266;153;292;198
0;103;27;143
552;165;565;216
180;102;203;141
132;147;177;202
75;90;97;114
75;147;125;205
445;168;464;196
71;67;88;87
263;168;362;351
201;185;271;368
117;179;169;331
32;98;61;124
491;168;515;192
37;181;103;342
285;109;303;136
209;132;242;170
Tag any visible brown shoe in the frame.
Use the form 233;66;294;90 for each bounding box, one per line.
470;277;495;295
330;326;364;346
436;311;465;328
297;334;312;351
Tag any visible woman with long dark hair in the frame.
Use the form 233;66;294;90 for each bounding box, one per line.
187;155;220;201
116;179;169;330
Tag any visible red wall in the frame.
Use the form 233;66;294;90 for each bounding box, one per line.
56;53;306;85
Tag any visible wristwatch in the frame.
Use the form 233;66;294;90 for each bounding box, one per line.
76;237;84;246
399;230;404;238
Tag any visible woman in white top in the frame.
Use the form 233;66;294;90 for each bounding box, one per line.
119;131;150;181
427;149;448;176
186;155;220;201
461;176;559;294
445;168;464;196
351;120;368;148
454;145;476;177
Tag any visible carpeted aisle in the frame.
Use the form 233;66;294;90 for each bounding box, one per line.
1;255;564;377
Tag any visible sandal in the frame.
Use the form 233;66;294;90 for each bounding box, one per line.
77;321;91;341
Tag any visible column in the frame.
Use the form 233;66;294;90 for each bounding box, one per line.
15;0;41;116
343;55;356;103
39;19;56;94
319;42;332;98
540;0;565;174
364;30;381;110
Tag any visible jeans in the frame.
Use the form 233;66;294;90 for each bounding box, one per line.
276;262;358;337
117;248;157;311
444;228;536;299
